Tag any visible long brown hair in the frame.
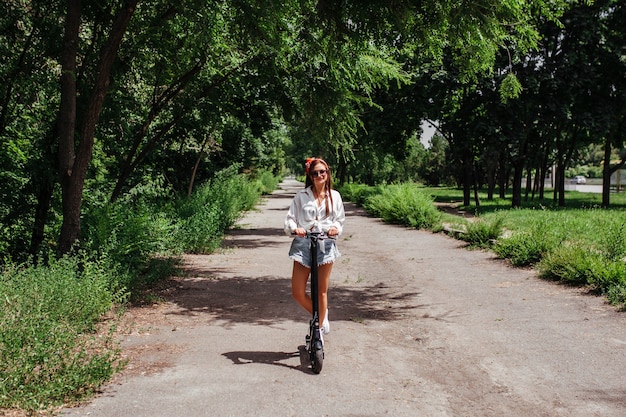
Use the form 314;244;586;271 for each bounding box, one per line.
305;158;334;217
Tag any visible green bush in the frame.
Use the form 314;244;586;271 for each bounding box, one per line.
82;201;181;283
538;243;606;285
538;242;626;302
606;282;626;307
363;183;441;229
84;167;267;259
588;262;626;294
494;215;563;266
338;183;383;206
345;182;626;307
594;224;626;306
599;223;626;262
81;166;271;275
462;217;504;249
175;167;262;253
177;203;223;253
0;255;125;411
495;232;548;266
254;170;280;195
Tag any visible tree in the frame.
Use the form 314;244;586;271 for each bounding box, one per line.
57;0;138;254
57;0;298;253
598;0;626;207
103;0;298;200
436;0;626;208
0;0;62;259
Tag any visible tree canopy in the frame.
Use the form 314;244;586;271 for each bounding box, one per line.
2;0;624;261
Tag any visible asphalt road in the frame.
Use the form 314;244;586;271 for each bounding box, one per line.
62;177;626;417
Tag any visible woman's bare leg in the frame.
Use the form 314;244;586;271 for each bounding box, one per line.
291;261;333;329
291;261;312;313
317;263;333;328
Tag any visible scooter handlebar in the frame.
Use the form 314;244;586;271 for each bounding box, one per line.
291;230;337;240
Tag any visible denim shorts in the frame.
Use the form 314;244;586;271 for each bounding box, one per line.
288;236;341;268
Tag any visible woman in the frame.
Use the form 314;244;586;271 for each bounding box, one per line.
284;158;345;336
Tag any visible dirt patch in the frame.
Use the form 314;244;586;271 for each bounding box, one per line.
434;201;476;219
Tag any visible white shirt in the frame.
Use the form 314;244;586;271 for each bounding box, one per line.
284;186;345;236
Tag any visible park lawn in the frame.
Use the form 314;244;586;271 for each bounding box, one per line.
425;186;626;238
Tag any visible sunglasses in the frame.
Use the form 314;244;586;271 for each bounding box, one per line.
311;169;327;177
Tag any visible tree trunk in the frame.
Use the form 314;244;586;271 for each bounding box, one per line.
57;0;80;255
601;129;626;208
511;136;529;208
524;166;532;201
498;152;507;199
188;134;214;197
462;148;472;206
602;136;612;208
473;177;480;207
531;163;540;200
511;160;523;208
486;165;495;201
57;0;138;254
538;146;550;199
337;151;347;185
483;150;497;201
555;162;566;207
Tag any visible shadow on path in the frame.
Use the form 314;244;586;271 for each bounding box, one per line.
222;347;313;374
155;272;433;327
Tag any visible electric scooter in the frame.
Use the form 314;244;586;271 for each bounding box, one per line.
305;231;325;374
294;230;333;374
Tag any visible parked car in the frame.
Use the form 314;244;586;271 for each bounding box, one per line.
571;175;586;184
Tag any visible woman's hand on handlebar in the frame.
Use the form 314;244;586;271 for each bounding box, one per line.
293;227;337;238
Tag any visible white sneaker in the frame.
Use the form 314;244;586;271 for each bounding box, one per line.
322;310;330;334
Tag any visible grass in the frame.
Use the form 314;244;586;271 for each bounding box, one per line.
0;255;127;412
341;182;626;309
424;185;626;212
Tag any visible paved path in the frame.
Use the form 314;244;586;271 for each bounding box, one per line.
63;178;626;417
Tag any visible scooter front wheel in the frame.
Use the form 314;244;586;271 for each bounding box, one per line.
311;347;324;374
